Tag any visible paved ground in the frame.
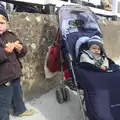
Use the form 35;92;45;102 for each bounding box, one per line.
11;87;86;120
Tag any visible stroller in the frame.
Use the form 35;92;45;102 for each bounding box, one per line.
55;5;120;120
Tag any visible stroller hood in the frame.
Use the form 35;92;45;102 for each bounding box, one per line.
58;5;103;61
58;5;102;37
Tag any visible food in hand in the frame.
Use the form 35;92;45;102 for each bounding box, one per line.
14;40;20;45
5;42;11;47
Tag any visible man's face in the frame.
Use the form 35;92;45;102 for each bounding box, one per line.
89;44;101;55
0;15;7;34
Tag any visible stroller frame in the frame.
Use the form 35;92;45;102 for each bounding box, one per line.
55;44;86;120
55;8;87;119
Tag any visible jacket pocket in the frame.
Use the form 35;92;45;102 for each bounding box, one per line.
0;62;17;84
14;59;22;77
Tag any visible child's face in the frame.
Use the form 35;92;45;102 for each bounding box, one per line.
89;44;101;55
0;15;7;34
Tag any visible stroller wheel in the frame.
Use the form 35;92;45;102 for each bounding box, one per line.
55;88;64;104
64;88;70;102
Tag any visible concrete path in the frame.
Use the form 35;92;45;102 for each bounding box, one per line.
11;87;85;120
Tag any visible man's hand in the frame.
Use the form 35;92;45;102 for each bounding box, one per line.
4;42;15;53
14;40;23;53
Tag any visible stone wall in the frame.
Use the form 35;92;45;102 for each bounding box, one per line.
8;13;120;101
9;13;60;101
100;21;120;60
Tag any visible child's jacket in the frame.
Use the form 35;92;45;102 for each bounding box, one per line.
0;31;27;85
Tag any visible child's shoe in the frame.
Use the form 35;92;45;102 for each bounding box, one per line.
18;109;35;117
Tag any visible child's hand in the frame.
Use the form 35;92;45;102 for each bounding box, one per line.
100;66;107;70
14;41;23;53
4;42;15;53
14;40;20;45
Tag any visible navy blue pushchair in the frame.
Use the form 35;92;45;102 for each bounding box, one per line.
55;5;120;120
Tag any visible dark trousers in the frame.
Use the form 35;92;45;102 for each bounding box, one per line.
11;79;26;116
0;84;12;120
0;79;26;120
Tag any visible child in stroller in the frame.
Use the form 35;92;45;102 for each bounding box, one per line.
64;35;109;90
79;36;109;70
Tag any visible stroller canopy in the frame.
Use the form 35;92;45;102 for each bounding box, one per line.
58;5;103;61
58;5;102;36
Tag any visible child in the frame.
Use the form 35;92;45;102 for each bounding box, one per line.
0;5;34;120
80;36;109;70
